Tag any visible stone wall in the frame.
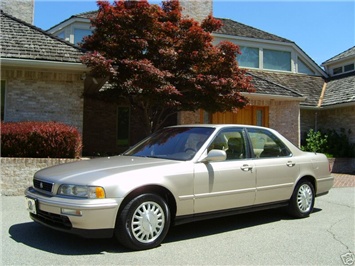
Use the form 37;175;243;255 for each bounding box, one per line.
1;0;34;24
180;0;213;22
0;157;85;196
2;67;84;134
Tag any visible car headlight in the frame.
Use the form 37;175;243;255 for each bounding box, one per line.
58;185;106;199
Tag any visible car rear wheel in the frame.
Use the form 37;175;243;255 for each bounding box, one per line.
115;193;170;250
288;180;315;218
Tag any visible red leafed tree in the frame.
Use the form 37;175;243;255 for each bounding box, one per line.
81;0;254;134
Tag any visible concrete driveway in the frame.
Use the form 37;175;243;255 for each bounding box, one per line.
1;187;354;265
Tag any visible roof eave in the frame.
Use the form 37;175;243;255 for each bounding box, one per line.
0;58;88;71
301;101;355;110
243;92;306;102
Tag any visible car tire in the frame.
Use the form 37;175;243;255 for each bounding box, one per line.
288;180;315;218
115;193;171;250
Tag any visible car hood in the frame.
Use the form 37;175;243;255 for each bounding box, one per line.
34;156;181;184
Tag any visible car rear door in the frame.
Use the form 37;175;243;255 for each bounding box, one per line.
246;128;299;205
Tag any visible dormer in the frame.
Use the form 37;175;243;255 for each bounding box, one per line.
321;46;355;77
47;11;96;46
213;18;326;77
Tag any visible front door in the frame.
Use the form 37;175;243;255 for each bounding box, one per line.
193;127;256;213
208;106;269;127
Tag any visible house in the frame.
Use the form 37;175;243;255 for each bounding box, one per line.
0;10;87;134
1;0;354;156
318;47;355;143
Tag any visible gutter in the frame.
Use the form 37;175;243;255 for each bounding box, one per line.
0;58;88;71
242;92;306;102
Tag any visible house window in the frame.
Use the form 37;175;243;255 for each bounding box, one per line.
56;31;65;40
298;58;315;75
117;106;130;146
344;63;354;72
1;80;5;121
263;49;291;71
333;67;342;75
238;46;259;68
74;28;92;45
256;109;263;126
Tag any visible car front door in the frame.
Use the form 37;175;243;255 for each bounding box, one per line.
193;128;256;214
246;128;299;205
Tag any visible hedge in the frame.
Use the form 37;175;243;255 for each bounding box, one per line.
1;121;82;158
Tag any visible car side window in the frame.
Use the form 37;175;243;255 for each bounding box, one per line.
247;128;291;158
208;128;246;160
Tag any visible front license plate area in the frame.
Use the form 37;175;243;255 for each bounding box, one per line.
25;197;37;215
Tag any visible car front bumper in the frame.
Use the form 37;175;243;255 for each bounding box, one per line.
25;187;123;238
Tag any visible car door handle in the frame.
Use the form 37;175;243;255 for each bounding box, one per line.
241;164;253;172
286;161;296;167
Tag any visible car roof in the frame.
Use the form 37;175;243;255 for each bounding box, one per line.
168;124;269;130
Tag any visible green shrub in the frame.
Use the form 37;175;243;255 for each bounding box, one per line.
302;128;355;158
1;121;82;158
301;129;328;154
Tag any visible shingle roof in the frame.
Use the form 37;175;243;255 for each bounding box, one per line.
322;46;355;65
50;10;292;44
247;70;326;106
0;10;84;63
215;18;293;43
246;72;303;98
322;71;355;106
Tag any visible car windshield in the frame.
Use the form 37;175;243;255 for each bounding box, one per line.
123;127;215;161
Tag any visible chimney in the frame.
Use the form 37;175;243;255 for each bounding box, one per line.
1;0;34;24
179;0;213;23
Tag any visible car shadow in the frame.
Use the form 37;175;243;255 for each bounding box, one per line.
165;207;322;243
8;222;129;255
9;207;322;254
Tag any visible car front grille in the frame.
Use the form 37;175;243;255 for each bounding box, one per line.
31;210;72;230
33;179;54;193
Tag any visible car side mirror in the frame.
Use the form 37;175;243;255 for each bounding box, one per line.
201;149;227;162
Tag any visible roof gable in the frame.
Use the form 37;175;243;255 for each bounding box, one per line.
322;46;355;65
0;10;84;63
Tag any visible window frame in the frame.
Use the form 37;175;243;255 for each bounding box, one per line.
116;106;131;146
245;128;292;159
1;80;6;121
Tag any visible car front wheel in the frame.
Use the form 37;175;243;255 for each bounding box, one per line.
288;180;315;218
115;193;170;250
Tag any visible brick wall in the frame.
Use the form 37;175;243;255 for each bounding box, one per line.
300;106;355;145
178;111;201;125
318;106;355;144
2;67;84;134
268;100;300;146
0;157;85;196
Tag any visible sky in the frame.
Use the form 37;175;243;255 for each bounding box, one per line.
34;0;355;65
